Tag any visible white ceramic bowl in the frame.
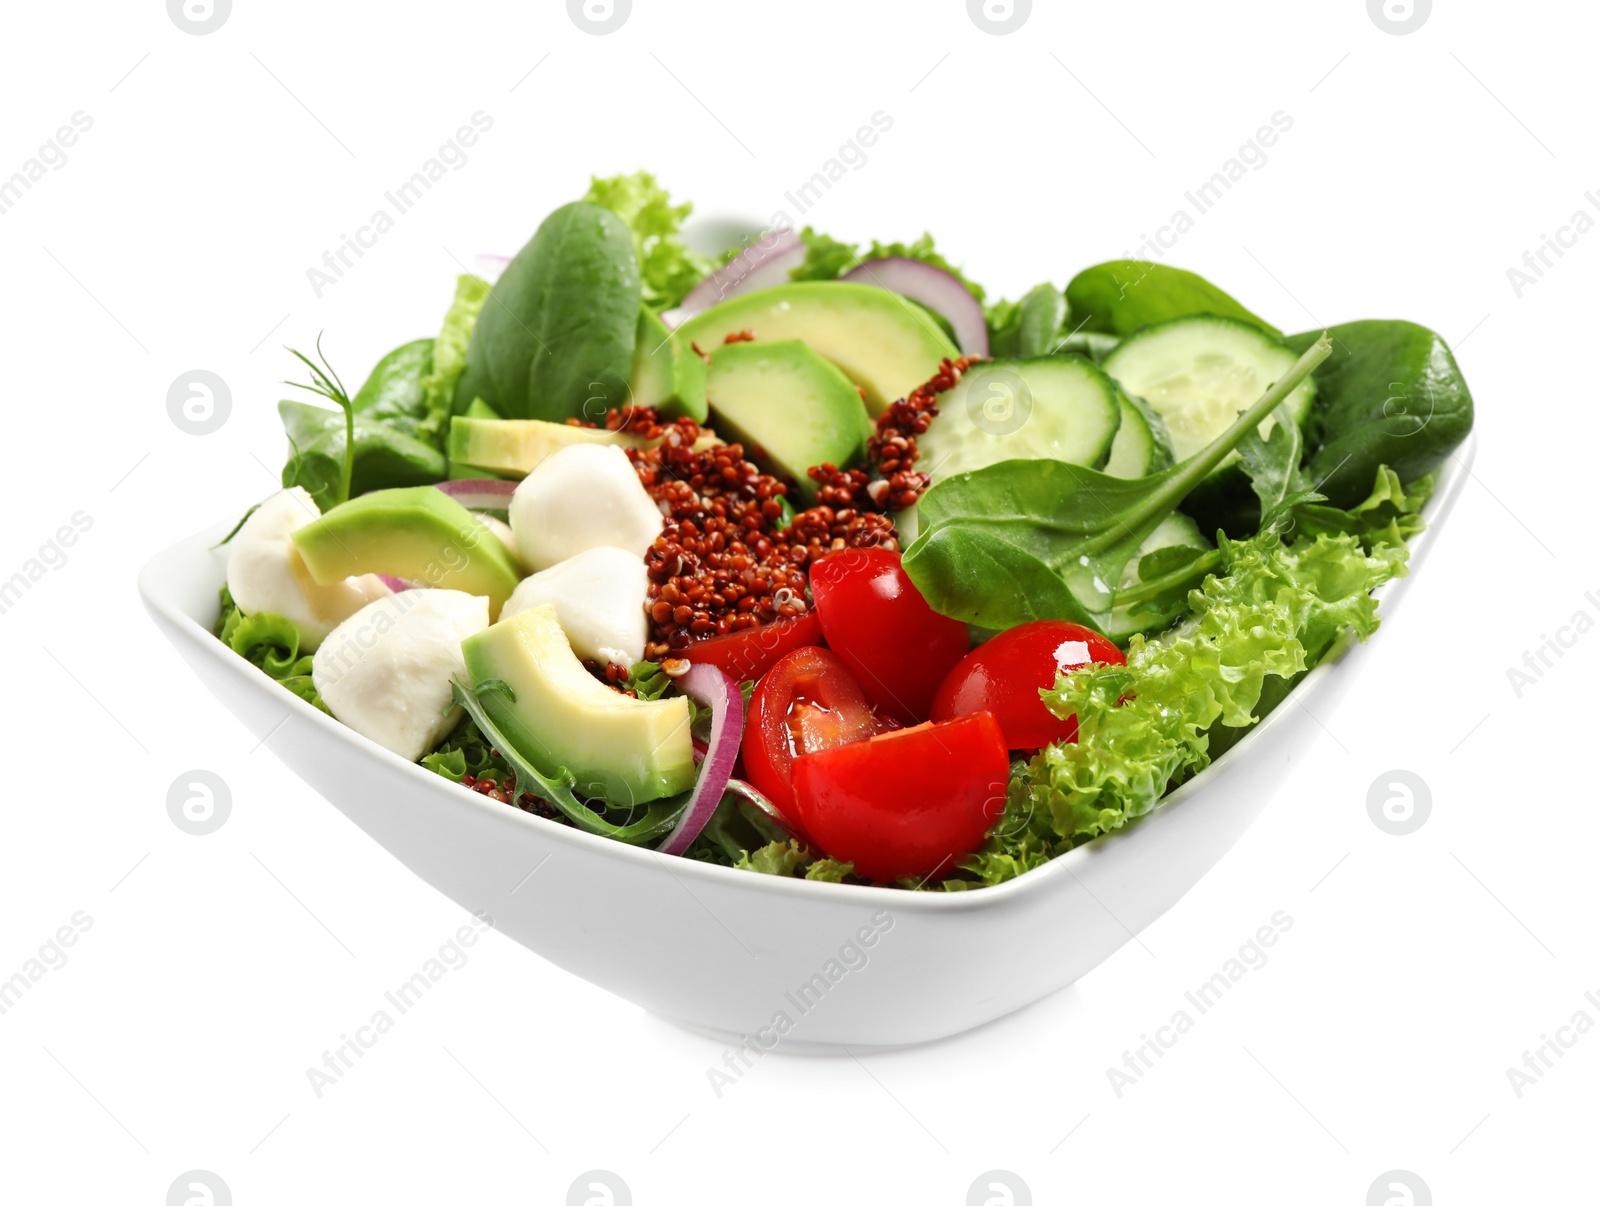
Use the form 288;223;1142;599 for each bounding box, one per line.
138;438;1471;1051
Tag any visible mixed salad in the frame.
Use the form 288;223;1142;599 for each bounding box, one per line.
213;171;1473;889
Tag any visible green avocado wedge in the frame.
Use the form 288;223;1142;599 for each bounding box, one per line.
706;339;872;501
462;604;695;804
675;282;958;415
290;487;521;616
631;306;708;420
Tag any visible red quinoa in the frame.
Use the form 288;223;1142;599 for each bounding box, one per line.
610;356;983;658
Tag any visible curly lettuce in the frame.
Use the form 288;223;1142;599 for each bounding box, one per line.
214;587;327;712
945;470;1430;888
583;171;711;310
419;274;491;437
789;228;987;302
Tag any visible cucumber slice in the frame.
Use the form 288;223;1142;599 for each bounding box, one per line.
916;356;1121;486
1101;315;1314;476
1100;512;1211;643
1102;389;1174;479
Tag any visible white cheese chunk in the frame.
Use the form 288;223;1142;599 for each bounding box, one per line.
509;443;662;572
226;487;390;651
501;546;650;668
312;589;491;761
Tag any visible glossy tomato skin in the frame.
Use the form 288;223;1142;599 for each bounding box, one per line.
682;610;824;684
808;548;970;726
741;646;886;830
791;712;1010;883
931;620;1125;750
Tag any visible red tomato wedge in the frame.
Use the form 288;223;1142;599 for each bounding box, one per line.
931;620;1125;750
741;646;892;829
681;610;825;684
808;548;970;726
791;712;1010;883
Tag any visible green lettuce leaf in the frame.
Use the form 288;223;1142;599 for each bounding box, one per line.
789;228;988;302
419;274;491;435
584;171;711;310
736;840;811;876
214;587;328;712
1016;523;1412;849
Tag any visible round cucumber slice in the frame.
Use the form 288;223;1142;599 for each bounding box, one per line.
1101;512;1211;643
916;356;1121;485
1101;315;1314;472
1102;389;1174;479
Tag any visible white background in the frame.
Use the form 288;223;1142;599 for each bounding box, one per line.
1;1;1594;1202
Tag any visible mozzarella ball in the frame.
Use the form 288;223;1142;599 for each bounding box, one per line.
312;589;490;761
509;443;662;572
473;513;524;571
226;487;390;651
501;546;649;667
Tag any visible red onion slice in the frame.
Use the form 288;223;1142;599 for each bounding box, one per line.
657;663;743;856
435;479;518;513
664;229;805;327
839;257;989;357
376;575;413;593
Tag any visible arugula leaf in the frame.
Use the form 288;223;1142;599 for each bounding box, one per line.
213;503;261;548
903;336;1333;630
584;172;712;311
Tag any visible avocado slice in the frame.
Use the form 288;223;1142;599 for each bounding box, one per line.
675;282;958;416
707;340;872;502
448;416;649;478
291;487;522;617
462;604;695;804
630;307;708;421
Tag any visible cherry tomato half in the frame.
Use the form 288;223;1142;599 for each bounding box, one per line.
791;712;1011;883
682;610;824;684
809;548;970;726
741;646;892;829
931;620;1125;750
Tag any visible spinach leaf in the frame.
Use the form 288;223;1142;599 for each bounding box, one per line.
987;284;1066;358
282;341;357;508
352;338;433;439
278;400;448;510
1065;260;1281;338
1285;320;1473;509
1053;330;1121;363
454;201;642;422
902;336;1331;631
